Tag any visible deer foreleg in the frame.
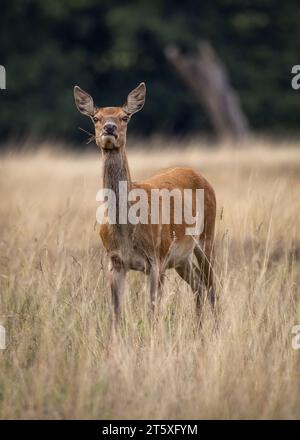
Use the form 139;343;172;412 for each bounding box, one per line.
109;256;126;325
149;265;165;313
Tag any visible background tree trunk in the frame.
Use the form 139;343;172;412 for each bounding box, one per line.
165;41;249;140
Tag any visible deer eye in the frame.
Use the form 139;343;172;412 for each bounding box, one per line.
121;115;130;123
93;116;99;123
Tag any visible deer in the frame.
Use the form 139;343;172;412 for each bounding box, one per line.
74;82;216;324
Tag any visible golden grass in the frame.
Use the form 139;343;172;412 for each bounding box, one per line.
0;138;299;419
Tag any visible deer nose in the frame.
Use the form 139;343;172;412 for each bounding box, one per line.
103;123;117;135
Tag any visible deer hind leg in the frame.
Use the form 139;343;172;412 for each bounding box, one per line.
194;242;216;310
175;260;206;314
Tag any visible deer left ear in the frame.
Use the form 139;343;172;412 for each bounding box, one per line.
123;82;146;115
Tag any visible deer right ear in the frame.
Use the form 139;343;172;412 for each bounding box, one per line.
74;86;96;117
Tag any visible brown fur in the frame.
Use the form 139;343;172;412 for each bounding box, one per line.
74;83;216;323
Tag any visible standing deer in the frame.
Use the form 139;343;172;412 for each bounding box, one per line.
74;82;216;323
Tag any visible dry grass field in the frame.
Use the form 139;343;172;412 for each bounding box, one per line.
0;137;299;419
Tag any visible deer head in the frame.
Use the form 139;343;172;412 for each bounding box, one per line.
74;82;146;150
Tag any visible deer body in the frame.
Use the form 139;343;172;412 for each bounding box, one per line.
74;83;216;323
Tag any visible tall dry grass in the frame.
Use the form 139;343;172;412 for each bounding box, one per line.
0;138;299;419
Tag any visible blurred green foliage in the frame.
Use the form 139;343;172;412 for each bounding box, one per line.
1;0;300;144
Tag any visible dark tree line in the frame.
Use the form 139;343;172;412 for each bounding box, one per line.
0;0;300;144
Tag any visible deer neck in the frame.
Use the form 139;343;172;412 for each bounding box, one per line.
102;147;133;246
102;146;132;192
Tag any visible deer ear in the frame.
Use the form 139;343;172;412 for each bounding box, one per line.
123;82;146;115
74;86;96;117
